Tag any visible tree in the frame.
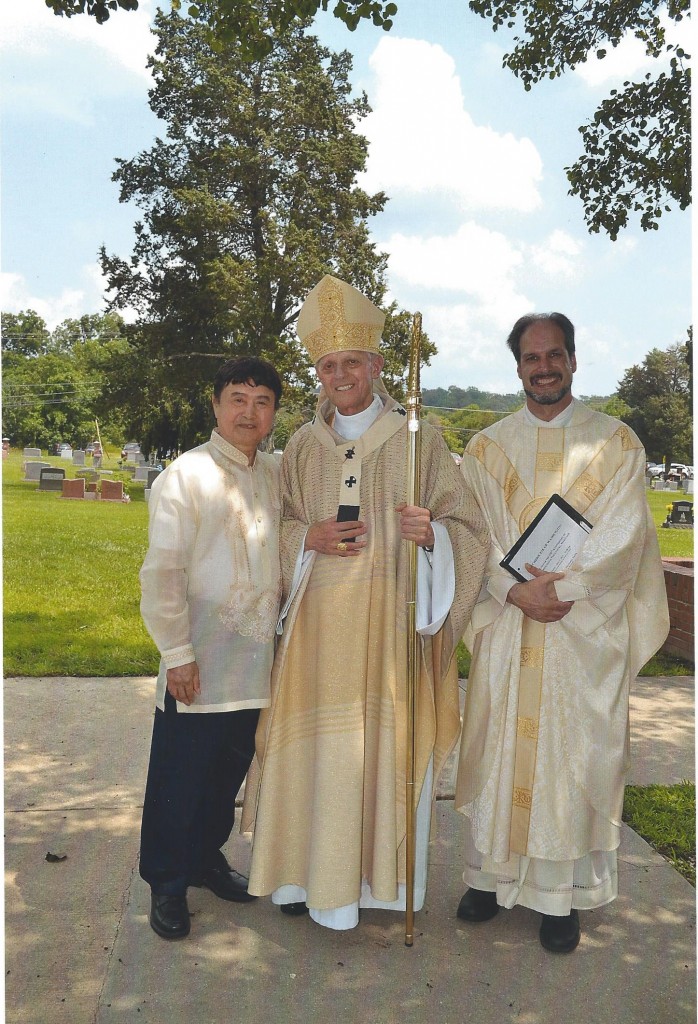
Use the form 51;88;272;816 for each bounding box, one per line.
44;0;398;57
616;340;692;471
468;0;691;238
1;312;130;449
1;310;52;360
100;10;424;453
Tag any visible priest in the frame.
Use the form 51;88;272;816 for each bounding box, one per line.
243;275;489;929
455;312;669;953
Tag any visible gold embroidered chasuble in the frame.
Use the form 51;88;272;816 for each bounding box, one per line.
455;401;668;863
243;393;488;909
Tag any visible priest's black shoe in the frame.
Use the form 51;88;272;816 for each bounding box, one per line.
280;901;309;916
150;893;190;940
456;888;499;922
539;910;581;953
192;864;257;903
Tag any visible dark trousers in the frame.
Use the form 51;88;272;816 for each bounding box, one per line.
139;692;259;896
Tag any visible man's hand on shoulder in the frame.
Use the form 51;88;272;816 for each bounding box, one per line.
166;662;201;705
506;564;574;623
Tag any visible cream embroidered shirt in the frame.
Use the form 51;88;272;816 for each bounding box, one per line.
140;430;281;713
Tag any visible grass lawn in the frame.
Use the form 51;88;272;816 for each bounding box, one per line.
623;782;696;886
3;450;693;678
646;487;694;559
3;451;158;676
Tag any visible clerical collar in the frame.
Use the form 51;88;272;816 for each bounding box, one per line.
333;393;384;440
523;397;576;429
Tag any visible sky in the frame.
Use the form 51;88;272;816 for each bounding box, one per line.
0;0;693;398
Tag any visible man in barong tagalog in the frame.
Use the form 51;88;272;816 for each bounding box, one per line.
242;274;489;929
455;313;669;953
139;357;283;940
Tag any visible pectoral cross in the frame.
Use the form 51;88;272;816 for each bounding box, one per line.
345;476;357;488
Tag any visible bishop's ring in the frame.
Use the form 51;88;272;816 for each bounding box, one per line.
337;541;348;552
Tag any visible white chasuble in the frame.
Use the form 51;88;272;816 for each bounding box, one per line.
455;401;668;908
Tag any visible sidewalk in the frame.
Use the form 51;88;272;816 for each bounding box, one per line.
4;675;696;1024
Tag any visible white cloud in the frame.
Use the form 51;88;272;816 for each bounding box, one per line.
527;230;584;279
0;265;107;328
0;0;155;82
362;37;543;212
385;222;527;304
574;12;691;87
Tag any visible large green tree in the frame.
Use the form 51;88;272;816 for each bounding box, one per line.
1;312;130;450
99;9;428;453
469;0;691;239
616;339;692;470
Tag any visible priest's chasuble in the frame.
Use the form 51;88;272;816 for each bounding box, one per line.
243;392;488;913
455;400;669;869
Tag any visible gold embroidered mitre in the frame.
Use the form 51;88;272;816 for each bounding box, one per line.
297;275;385;364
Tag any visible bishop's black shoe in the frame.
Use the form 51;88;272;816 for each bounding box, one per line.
280;901;309;916
456;888;499;923
539;910;581;953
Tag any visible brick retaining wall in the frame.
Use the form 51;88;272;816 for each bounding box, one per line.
661;558;694;664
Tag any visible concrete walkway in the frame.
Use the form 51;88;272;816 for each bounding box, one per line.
4;675;695;1024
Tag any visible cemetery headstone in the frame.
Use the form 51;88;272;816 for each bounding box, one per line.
60;448;73;461
62;478;86;499
101;479;124;501
23;447;42;459
147;468;162;488
72;450;86;467
24;461;49;481
39;467;65;491
133;465;150;482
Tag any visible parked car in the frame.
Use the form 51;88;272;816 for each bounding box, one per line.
121;442;141;460
49;441;72;456
648;463;692;480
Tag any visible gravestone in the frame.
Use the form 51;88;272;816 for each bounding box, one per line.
101;479;124;501
60;448;73;461
133;465;150;482
39;467;65;491
147;468;161;488
72;450;86;467
24;461;49;481
62;478;86;500
23;447;41;459
670;501;693;525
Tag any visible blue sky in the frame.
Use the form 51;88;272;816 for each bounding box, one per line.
1;0;692;397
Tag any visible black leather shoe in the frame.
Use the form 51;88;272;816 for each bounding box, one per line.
192;865;258;903
280;901;309;916
150;893;190;940
456;888;499;922
540;910;581;953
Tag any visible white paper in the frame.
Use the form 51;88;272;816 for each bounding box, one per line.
505;502;591;582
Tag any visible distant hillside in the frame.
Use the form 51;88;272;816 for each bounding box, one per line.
422;386;523;411
423;385;612;412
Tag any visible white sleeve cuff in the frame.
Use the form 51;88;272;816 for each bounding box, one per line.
417;522;455;635
161;644;196;669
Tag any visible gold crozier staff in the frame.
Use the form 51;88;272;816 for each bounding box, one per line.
404;312;422;947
